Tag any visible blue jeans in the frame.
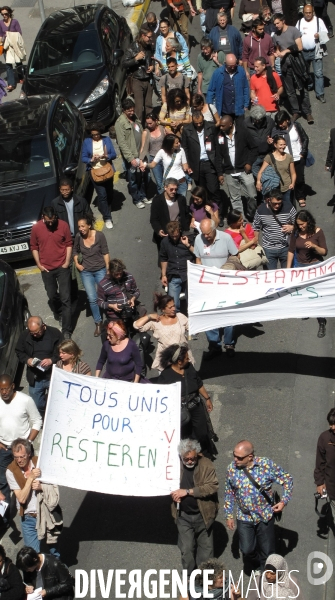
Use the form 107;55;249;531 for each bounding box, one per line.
177;181;187;196
264;246;288;270
281;189;292;203
149;155;164;194
168;276;187;312
21;516;60;558
205;327;235;347
237;516;275;571
200;11;206;32
80;267;106;323
303;49;324;97
5;61;20;88
91;174;113;221
125;161;146;204
29;379;50;415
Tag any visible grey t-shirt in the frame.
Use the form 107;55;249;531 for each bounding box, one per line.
160;73;190;92
273;26;301;50
64;198;74;236
194;230;238;269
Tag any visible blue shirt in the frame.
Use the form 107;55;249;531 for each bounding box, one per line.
222;69;235;115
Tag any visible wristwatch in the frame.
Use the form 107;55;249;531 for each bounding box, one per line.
186;489;190;495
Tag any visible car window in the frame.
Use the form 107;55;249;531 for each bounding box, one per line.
0;271;4;307
101;13;118;52
0;131;53;184
28;30;103;75
51;101;76;169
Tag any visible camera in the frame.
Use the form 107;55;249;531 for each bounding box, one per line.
314;490;327;500
118;303;134;322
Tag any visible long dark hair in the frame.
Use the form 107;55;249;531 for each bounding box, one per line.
167;88;188;113
294;209;317;236
162;134;178;156
190;186;214;208
227;209;243;226
160;344;189;369
154;293;174;312
255;57;278;94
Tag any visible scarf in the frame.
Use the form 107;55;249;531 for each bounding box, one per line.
194;584;225;599
262;554;292;599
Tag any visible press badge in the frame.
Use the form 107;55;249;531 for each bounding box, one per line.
203;245;211;256
218;136;224;144
134;124;140;132
205;141;212;151
220;37;227;45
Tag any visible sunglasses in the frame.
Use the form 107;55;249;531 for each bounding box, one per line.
1;12;9;16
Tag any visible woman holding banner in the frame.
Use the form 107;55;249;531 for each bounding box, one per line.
95;320;142;382
287;210;328;339
57;340;91;375
158;344;215;458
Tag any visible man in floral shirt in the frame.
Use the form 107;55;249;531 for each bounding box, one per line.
224;440;293;571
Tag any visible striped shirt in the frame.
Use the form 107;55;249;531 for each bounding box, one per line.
252;201;297;249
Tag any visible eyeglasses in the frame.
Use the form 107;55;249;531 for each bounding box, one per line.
29;325;45;335
14;454;28;460
143;34;153;39
233;452;251;460
167;187;178;191
1;12;9;16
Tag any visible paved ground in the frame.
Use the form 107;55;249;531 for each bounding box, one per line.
1;1;335;599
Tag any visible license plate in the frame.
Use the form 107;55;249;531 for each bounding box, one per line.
0;243;29;254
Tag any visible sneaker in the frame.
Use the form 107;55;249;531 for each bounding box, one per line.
224;344;235;357
135;201;145;209
307;114;314;124
317;95;326;103
317;320;326;338
105;220;113;229
143;197;152;204
328;27;334;38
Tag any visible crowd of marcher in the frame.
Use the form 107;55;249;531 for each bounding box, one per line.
0;0;334;597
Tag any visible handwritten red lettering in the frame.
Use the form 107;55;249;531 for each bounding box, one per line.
166;466;173;480
274;270;286;283
290;269;305;282
218;272;229;284
232;272;248;285
327;262;335;272
164;430;175;444
199;269;213;284
250;272;260;284
264;271;272;284
308;267;317;280
319;265;327;276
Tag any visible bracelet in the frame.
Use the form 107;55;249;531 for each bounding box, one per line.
204;396;211;401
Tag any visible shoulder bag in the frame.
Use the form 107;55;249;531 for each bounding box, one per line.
242;467;282;521
91;143;115;183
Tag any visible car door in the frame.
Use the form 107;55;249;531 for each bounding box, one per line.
101;10;123;96
49;98;83;190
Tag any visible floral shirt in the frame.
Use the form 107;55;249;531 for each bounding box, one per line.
224;456;293;523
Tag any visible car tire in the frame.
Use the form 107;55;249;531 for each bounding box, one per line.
22;304;30;329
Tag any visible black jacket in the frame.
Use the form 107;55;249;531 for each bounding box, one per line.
314;428;335;500
181;122;223;180
244;115;275;158
51;195;92;237
271;121;309;159
219;124;258;174
15;326;63;385
122;41;154;80
0;559;25;600
326;128;335;177
24;555;74;600
150;193;190;242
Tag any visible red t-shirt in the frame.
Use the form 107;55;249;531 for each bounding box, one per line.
30;219;73;271
226;223;255;248
250;71;282;112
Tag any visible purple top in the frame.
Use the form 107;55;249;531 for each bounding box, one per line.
190;202;219;225
96;339;142;381
0;18;22;37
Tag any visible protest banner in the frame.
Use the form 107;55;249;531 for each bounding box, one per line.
188;258;335;334
38;368;181;496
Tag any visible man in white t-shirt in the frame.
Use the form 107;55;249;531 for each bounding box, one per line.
297;3;328;102
0;374;42;526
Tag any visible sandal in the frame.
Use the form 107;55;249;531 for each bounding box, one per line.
7;85;15;92
298;199;306;207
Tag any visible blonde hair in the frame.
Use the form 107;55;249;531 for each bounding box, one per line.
58;340;82;362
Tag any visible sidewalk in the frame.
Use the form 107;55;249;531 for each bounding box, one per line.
4;0;151;102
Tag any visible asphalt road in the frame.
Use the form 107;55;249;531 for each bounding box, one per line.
2;1;335;599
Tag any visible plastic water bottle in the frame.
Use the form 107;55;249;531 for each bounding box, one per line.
130;158;140;173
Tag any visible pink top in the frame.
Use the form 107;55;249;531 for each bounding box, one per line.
225;223;255;248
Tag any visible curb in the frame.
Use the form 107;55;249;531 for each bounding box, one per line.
129;0;152;36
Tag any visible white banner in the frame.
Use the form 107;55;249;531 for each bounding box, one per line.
38;368;181;496
188;258;335;334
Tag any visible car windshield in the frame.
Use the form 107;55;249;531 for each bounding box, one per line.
0;130;54;183
28;30;103;75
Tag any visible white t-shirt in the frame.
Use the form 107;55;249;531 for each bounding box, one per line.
286;125;301;161
153;148;187;180
6;460;38;513
0;391;42;447
297;16;328;50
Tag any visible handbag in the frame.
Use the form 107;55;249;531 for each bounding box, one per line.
305;150;315;167
242;467;282;522
91;162;114;182
240;245;269;269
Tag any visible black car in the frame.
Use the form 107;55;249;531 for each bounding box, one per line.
0;94;89;261
0;260;29;379
24;4;132;125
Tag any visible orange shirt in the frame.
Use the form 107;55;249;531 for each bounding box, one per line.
250;71;282;112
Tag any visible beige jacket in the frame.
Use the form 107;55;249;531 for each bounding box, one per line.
36;483;63;544
4;31;26;65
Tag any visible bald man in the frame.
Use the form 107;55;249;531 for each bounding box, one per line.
15;317;63;417
206;53;249;124
224;440;293;571
0;374;42;526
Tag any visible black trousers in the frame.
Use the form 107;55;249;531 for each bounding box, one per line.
315;3;333;31
281;63;311;116
195;161;222;216
41;267;72;334
294;157;306;201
